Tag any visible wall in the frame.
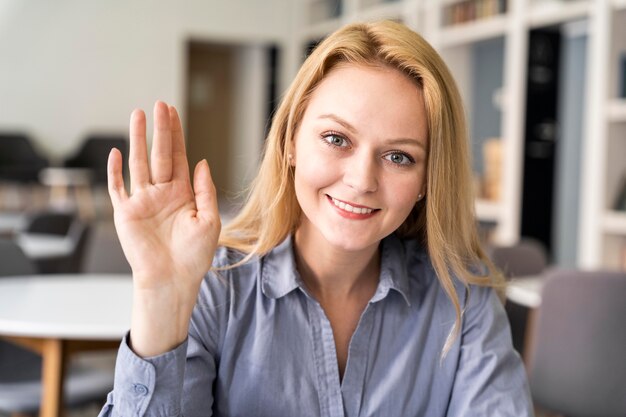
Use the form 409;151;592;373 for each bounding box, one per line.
0;0;288;185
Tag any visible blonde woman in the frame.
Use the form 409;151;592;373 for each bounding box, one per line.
100;20;532;416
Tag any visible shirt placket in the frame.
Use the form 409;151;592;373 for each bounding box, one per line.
307;297;345;417
340;302;375;417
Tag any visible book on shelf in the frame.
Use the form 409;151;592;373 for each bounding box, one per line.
442;0;507;27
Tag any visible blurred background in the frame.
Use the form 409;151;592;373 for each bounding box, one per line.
0;0;625;416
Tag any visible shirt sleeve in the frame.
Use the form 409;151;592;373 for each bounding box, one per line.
97;333;190;417
97;310;219;416
446;286;535;417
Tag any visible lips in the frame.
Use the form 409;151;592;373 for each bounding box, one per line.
327;195;380;217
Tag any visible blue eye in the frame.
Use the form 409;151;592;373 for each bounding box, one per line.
323;134;348;148
384;152;413;165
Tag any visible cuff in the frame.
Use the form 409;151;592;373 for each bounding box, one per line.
110;332;188;416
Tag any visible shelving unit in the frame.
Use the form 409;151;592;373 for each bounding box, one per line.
290;0;624;270
579;0;626;270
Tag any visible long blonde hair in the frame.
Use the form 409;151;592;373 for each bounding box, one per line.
219;20;502;352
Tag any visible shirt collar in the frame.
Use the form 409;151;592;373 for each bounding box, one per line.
261;234;413;306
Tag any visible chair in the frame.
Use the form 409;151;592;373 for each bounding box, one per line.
33;220;91;274
528;270;626;417
63;135;128;185
487;238;549;356
24;210;76;236
487;237;548;278
0;239;113;416
0;133;49;183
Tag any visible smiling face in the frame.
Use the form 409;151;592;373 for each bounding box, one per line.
291;63;428;254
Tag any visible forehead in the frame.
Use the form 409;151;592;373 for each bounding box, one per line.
303;63;428;141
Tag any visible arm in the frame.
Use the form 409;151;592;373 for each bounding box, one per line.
99;101;221;415
98;316;218;417
446;287;535;417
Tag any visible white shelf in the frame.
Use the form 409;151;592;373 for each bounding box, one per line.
528;1;591;28
475;199;502;222
607;99;626;122
603;211;626;234
439;14;509;48
357;1;405;21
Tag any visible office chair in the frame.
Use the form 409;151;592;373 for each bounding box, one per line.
487;237;548;278
487;238;549;356
0;239;114;415
33;219;91;274
0;133;49;183
528;269;626;417
63;135;128;185
24;210;76;236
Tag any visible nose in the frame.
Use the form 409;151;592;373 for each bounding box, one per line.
342;151;378;193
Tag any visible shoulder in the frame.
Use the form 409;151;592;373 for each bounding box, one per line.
395;235;499;320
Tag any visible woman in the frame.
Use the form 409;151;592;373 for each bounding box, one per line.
100;20;533;416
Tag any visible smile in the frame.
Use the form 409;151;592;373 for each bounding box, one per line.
328;195;378;215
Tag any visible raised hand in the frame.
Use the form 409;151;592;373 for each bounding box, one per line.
107;101;221;356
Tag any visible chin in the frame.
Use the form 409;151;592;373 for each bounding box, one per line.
320;228;382;253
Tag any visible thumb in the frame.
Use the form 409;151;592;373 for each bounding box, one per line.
193;159;219;222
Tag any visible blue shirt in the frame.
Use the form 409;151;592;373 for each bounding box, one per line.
99;234;533;416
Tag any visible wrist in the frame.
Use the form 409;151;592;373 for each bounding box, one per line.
129;286;194;357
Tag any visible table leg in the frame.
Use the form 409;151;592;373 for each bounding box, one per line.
40;339;67;417
523;308;538;371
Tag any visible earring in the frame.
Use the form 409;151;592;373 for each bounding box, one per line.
417;193;423;201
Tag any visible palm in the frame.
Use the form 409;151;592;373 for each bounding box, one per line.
107;102;220;291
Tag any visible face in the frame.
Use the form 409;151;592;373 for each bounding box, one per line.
291;63;428;253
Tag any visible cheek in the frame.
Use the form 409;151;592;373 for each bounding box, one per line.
383;173;423;210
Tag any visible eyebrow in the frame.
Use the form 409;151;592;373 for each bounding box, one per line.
318;113;427;151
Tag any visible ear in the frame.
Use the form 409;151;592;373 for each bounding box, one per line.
287;144;296;167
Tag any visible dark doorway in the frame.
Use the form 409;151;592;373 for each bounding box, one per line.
521;29;561;258
185;42;235;197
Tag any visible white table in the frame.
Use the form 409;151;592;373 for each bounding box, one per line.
0;274;132;417
505;275;546;368
506;275;544;308
15;233;75;260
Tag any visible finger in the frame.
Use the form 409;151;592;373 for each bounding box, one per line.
150;101;173;184
107;148;128;206
169;105;191;183
129;109;150;193
193;160;219;222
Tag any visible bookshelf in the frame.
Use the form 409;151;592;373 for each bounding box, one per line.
290;0;625;269
579;0;626;270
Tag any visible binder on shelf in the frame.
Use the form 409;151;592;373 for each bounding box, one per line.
614;174;626;212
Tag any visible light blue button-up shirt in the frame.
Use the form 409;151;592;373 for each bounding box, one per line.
99;234;533;416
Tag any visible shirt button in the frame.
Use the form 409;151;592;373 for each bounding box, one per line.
133;383;149;396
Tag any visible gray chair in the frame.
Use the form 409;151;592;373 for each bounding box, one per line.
487;237;548;278
33;219;91;274
0;239;113;416
488;238;549;356
528;269;626;417
0;239;37;276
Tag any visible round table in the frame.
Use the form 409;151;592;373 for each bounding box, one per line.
0;274;132;417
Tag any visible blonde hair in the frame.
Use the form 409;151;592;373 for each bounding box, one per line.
219;20;503;353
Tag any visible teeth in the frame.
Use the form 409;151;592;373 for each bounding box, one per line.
331;197;373;214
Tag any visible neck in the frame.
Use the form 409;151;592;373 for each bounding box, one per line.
293;227;381;302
